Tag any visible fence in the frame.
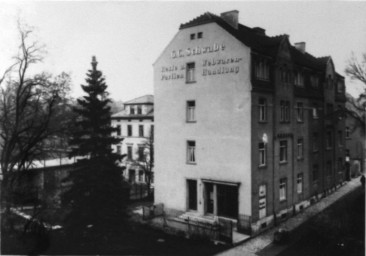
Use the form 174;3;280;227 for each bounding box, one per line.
142;203;164;220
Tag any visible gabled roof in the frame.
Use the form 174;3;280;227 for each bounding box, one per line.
180;11;330;72
124;94;154;105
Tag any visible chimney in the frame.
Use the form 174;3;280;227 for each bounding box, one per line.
294;42;306;53
220;10;239;29
253;27;266;36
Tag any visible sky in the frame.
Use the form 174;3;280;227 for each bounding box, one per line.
1;1;366;102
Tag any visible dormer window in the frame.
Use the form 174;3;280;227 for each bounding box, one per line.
255;59;270;81
130;106;135;115
137;105;142;115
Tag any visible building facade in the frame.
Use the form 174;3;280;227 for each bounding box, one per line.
154;10;346;235
111;95;154;184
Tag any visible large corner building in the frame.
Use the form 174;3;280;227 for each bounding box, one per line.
153;11;346;235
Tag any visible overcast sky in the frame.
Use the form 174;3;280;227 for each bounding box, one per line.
1;1;366;102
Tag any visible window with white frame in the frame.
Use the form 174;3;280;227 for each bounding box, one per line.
297;173;303;194
259;142;266;166
279;140;288;163
296;102;304;122
186;63;196;83
279;178;287;201
187;140;196;164
297;138;304;159
186;101;196;122
258;98;267;122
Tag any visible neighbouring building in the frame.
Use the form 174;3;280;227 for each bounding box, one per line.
345;97;365;178
153;10;346;235
111;95;154;185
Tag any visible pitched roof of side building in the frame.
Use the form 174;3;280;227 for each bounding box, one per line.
180;11;333;72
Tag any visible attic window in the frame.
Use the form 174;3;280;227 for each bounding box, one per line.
255;59;270;81
197;32;203;39
190;33;195;40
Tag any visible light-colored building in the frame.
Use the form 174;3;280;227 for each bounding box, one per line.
153;10;346;235
111;95;154;184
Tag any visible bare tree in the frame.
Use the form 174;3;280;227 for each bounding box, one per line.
0;22;71;210
345;53;366;87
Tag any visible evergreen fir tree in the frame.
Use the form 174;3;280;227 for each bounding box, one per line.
62;56;129;247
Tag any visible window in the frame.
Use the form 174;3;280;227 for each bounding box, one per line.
186;63;196;83
345;127;350;138
187;180;197;210
128;125;133;136
312;104;319;119
296;102;304;122
281;68;291;83
259;185;267;219
258;98;267;122
139;125;144;137
138;146;145;161
337;81;344;93
190;33;195;40
326;130;332;149
186;101;196;122
326;103;333;115
138;170;144;182
137;105;142;115
297;138;304;159
259;142;267;166
312;133;319;152
255;59;270;80
187;141;196;164
116;125;121;136
338;158;343;172
130;106;135;115
279;178;287;201
280;101;290;122
297;174;303;194
151;125;154;137
127;146;133;160
279;140;288;163
313;165;319;183
311;75;319;88
197;32;203;39
338;131;343;146
117;145;121;154
294;71;304;87
326;161;332;176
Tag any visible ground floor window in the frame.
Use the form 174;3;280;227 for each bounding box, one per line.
187;180;197;211
297;174;303;194
279;178;287;201
259;184;267;219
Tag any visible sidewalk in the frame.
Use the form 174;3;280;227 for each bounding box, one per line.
215;178;362;256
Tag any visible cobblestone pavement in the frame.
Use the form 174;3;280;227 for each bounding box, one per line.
215;178;362;256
